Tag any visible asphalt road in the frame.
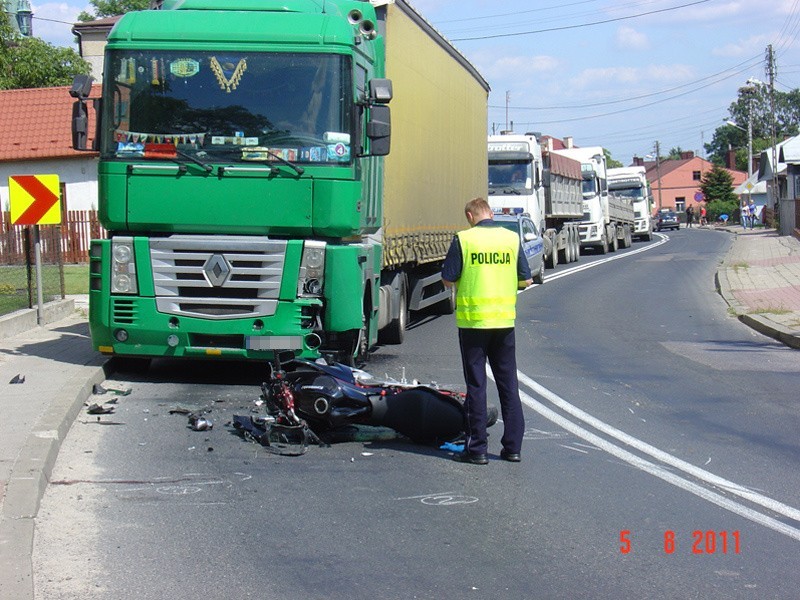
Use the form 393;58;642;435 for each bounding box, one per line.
33;228;800;599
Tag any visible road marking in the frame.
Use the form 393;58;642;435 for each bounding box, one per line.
498;370;800;541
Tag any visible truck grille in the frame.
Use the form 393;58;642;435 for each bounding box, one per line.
150;235;286;320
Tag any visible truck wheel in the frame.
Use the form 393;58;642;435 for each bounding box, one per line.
436;283;456;315
570;230;579;262
546;247;558;269
379;275;407;345
610;230;619;252
600;235;608;254
533;260;545;284
340;294;372;366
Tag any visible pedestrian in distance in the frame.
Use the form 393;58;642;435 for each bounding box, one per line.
441;197;533;465
748;199;756;229
699;205;707;226
741;201;750;229
685;205;694;228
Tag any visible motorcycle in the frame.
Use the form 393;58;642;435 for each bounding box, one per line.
232;352;497;455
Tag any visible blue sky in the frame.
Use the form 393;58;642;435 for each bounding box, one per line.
29;0;800;166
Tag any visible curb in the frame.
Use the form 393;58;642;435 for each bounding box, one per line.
0;336;109;599
0;299;76;341
715;240;800;351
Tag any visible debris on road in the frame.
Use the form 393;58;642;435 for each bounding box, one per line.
9;374;25;384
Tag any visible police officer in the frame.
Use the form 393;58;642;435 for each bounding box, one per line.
442;198;532;465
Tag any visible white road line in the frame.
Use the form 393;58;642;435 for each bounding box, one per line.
498;374;800;541
517;371;800;524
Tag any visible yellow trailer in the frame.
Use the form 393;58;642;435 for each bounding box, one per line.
373;0;490;342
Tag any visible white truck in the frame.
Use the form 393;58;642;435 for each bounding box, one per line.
488;133;583;268
607;166;653;241
552;146;634;254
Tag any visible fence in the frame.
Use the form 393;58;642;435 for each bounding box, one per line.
0;210;104;316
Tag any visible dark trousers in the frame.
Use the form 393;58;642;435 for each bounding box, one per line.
458;327;525;455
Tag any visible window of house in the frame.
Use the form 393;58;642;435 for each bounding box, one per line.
692;171;702;181
675;197;686;212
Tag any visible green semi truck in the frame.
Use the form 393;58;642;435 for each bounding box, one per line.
70;0;489;366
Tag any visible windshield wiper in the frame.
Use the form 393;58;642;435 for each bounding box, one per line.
264;149;304;176
175;149;213;173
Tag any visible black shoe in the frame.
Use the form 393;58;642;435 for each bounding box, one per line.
500;450;521;462
454;451;488;465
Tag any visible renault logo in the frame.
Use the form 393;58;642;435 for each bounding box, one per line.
203;254;231;287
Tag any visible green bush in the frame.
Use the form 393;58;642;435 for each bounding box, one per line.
705;199;738;223
0;283;15;295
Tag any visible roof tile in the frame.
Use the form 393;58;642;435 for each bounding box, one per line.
0;85;100;163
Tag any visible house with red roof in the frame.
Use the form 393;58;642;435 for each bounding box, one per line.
632;151;746;214
0;85;99;214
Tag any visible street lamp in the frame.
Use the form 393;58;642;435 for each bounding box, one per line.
725;119;752;201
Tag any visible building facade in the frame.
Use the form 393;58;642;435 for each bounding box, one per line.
633;152;746;214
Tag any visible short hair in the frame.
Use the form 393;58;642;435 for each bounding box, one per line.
465;197;491;217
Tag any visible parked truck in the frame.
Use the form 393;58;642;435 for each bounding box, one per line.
487;133;583;268
69;0;489;367
552;146;634;254
607;166;653;241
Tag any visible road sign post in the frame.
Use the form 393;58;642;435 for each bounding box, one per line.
9;174;62;325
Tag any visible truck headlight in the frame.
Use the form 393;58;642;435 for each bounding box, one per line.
111;237;138;294
299;240;326;297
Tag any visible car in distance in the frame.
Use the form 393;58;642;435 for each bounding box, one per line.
493;213;545;284
655;210;680;231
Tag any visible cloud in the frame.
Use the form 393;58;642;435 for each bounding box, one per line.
31;1;85;48
713;34;772;58
569;64;694;91
475;51;560;80
614;26;649;51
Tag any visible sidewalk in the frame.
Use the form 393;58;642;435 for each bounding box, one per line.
715;226;800;350
0;298;107;599
1;229;799;598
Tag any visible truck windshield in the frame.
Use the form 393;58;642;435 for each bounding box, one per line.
488;162;532;193
609;186;644;200
102;50;354;164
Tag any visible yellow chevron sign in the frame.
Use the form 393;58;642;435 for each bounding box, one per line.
9;174;62;225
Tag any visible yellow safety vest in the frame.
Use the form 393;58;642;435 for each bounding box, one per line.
455;225;519;329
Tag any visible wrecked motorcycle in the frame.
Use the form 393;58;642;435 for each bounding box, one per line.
233;353;497;455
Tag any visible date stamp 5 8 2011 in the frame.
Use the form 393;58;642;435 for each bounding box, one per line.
619;530;741;555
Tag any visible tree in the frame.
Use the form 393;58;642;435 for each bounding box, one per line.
78;0;150;21
705;81;800;167
667;146;686;160
700;164;738;222
604;148;623;168
0;12;90;89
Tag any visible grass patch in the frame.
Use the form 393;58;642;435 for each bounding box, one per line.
731;261;750;272
63;264;90;295
748;307;792;316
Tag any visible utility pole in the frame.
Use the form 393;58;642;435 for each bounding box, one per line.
654;141;663;211
766;44;779;227
505;91;510;132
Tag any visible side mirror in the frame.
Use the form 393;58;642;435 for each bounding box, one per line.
541;168;551;188
71;100;89;150
366;104;391;156
369;78;392;104
69;74;94;100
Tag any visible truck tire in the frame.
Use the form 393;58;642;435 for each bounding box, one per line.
600;235;608;254
379;274;407;345
547;246;558;269
570;229;579;262
610;229;619;252
436;283;456;315
533;259;545;284
340;293;372;366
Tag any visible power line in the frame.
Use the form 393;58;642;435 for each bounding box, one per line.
488;55;762;111
451;0;713;42
495;61;758;125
